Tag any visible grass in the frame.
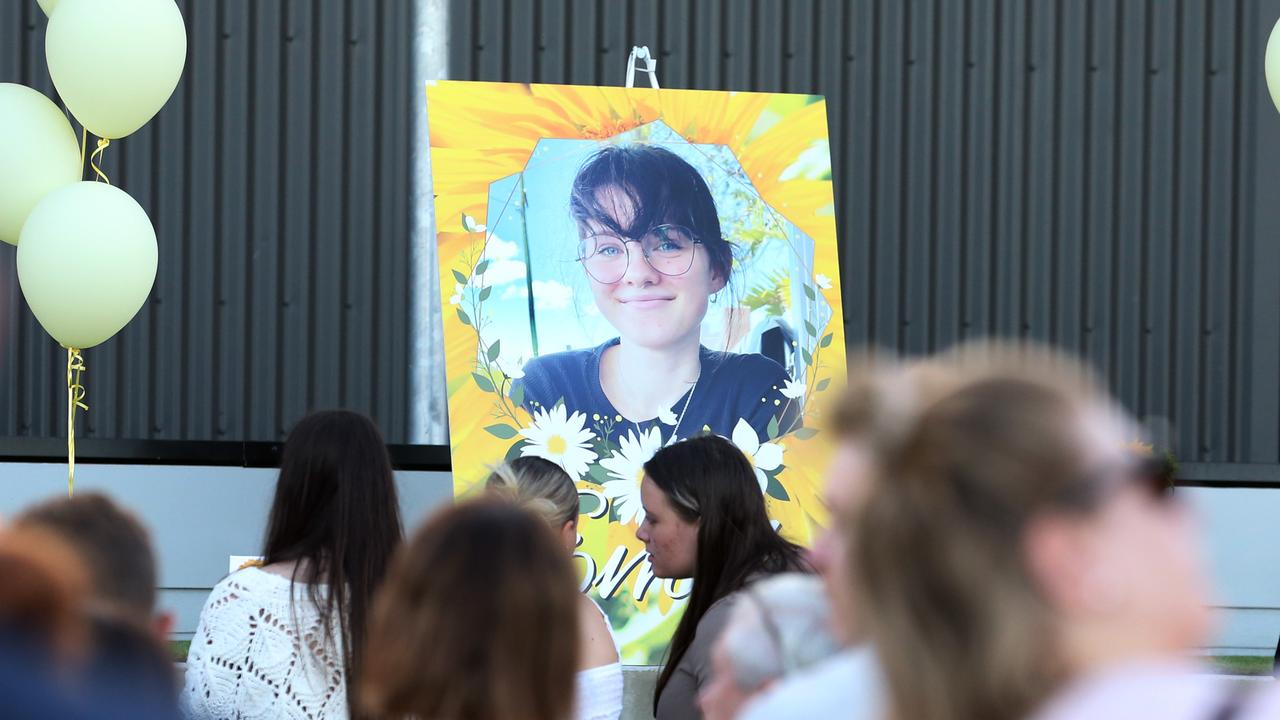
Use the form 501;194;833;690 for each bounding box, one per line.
1208;655;1274;677
170;640;190;663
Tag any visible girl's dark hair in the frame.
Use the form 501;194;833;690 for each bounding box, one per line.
361;499;579;720
570;144;734;283
262;410;404;718
643;434;809;709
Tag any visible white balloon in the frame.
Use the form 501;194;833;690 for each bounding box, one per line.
0;83;81;245
18;182;158;349
36;0;59;17
1268;18;1280;116
45;0;186;139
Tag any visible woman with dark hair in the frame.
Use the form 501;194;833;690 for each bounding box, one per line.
360;499;579;720
182;410;404;720
514;144;797;449
637;434;809;719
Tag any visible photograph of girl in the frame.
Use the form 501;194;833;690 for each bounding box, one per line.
429;81;845;661
513;143;799;446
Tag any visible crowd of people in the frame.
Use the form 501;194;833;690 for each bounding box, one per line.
2;343;1280;719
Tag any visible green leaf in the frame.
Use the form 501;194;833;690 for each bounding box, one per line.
801;348;813;365
457;308;472;326
794;427;819;440
579;493;603;515
452;269;468;285
510;380;525;407
474;259;491;275
767;415;780;440
804;320;817;337
820;333;833;348
487;340;502;362
803;284;816;301
765;475;791;501
484;423;518;439
588;464;609;483
479;285;492;301
472;372;495;393
816;378;830;392
503;441;525;462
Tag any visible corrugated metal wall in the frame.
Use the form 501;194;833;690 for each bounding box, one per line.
0;0;417;443
450;0;1280;466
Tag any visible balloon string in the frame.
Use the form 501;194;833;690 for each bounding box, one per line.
89;137;111;185
66;348;88;497
79;126;88;181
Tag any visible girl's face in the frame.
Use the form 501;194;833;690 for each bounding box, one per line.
636;476;700;578
581;185;725;351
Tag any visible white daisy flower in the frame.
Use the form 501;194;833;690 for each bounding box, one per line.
730;418;785;493
657;407;678;426
600;426;663;525
780;379;806;399
815;273;832;290
518;405;599;481
448;282;466;305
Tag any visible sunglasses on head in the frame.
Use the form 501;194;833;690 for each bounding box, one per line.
1059;454;1176;510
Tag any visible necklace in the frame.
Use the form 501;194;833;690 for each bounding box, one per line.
634;371;700;446
645;371;706;445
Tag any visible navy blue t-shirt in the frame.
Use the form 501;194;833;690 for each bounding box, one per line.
512;338;799;445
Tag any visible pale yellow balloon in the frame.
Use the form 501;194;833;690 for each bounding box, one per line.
36;0;58;16
18;182;158;349
0;84;81;245
46;0;186;139
1268;16;1280;115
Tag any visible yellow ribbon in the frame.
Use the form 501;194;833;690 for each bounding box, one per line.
89;137;111;184
79;126;88;180
66;348;88;496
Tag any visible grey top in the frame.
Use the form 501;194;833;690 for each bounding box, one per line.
654;593;740;720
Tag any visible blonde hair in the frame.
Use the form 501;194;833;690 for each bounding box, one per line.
852;342;1118;720
484;456;579;529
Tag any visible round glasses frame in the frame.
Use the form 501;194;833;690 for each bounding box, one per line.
576;224;704;284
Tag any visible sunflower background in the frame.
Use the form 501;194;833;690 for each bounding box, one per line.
427;80;848;662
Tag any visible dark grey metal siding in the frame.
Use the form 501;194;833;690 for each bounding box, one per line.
451;0;1280;466
0;0;416;444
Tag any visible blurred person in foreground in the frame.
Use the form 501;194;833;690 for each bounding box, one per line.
182;410;404;720
736;358;954;720
0;526;94;719
486;456;623;720
16;492;180;719
853;343;1280;720
696;573;841;720
360;499;580;720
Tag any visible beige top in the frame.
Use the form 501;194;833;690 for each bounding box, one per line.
654;593;739;720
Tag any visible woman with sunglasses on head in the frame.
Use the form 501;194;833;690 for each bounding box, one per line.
853;344;1280;720
513;145;797;446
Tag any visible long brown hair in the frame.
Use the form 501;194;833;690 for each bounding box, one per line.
261;410;403;716
644;434;809;710
361;499;580;720
853;351;1110;720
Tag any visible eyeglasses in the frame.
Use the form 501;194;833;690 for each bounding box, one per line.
577;224;702;284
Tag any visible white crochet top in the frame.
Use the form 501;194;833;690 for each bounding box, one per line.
576;598;623;720
181;567;349;720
